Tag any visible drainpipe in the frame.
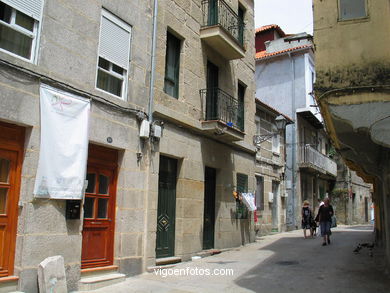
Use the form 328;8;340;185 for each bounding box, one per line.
148;0;158;123
144;0;158;271
288;52;297;229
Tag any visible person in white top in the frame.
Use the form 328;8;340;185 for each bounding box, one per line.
316;198;324;236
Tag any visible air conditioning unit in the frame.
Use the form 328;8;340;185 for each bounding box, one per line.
268;192;274;203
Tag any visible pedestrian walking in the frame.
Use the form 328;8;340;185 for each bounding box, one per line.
315;197;334;246
301;200;314;238
316;198;324;236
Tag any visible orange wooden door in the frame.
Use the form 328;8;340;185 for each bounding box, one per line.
0;149;18;277
0;122;23;277
81;145;117;269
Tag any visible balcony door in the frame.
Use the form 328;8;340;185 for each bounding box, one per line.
208;0;218;26
206;61;219;120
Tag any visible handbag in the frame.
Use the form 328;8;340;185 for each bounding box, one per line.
331;215;337;228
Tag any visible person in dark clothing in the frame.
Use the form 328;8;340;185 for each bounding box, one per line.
301;200;313;238
315;197;334;246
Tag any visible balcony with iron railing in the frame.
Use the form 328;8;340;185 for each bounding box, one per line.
200;0;246;60
299;145;337;177
199;88;244;142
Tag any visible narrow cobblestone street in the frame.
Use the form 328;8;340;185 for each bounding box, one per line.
79;225;390;293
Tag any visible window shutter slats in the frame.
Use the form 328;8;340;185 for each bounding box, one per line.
2;0;43;20
99;14;131;70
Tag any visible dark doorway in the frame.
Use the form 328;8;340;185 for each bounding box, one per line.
156;156;177;258
203;167;216;250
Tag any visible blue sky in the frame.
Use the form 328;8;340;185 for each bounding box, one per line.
254;0;313;35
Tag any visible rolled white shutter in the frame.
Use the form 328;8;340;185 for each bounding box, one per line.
2;0;43;20
99;10;131;70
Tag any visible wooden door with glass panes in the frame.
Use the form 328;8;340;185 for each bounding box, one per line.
81;145;117;269
0;122;24;277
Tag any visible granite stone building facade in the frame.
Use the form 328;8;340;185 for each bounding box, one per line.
0;0;256;291
253;99;292;235
146;0;256;267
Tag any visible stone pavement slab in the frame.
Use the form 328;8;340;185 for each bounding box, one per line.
77;225;390;293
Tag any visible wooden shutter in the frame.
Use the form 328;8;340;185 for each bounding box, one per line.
2;0;43;20
99;10;131;70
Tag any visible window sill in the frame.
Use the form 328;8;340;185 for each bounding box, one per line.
95;87;126;101
337;16;370;25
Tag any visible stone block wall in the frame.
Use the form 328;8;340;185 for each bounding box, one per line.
0;0;153;292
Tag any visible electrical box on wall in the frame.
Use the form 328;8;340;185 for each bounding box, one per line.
152;125;162;138
66;200;81;220
268;192;274;203
139;120;150;138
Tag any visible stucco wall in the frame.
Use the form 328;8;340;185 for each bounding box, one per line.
255;53;310;118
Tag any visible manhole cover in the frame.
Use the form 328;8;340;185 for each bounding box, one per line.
275;260;299;266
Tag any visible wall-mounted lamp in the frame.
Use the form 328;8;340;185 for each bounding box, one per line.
253;115;287;147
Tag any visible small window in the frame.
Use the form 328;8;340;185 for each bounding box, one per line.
97;57;125;97
0;2;40;61
97;10;131;99
164;32;181;99
339;0;367;20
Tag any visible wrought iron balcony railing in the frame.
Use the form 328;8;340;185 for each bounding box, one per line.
299;145;337;176
200;88;244;131
201;0;245;46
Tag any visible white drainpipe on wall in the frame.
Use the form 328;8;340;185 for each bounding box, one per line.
288;52;297;229
148;0;158;124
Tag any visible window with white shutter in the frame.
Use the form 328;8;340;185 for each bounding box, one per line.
96;9;131;99
0;0;43;61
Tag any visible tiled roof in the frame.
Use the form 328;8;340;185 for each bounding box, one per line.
255;24;286;37
255;44;313;60
255;97;294;123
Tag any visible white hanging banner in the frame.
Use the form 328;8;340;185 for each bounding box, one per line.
242;193;256;211
34;85;90;199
